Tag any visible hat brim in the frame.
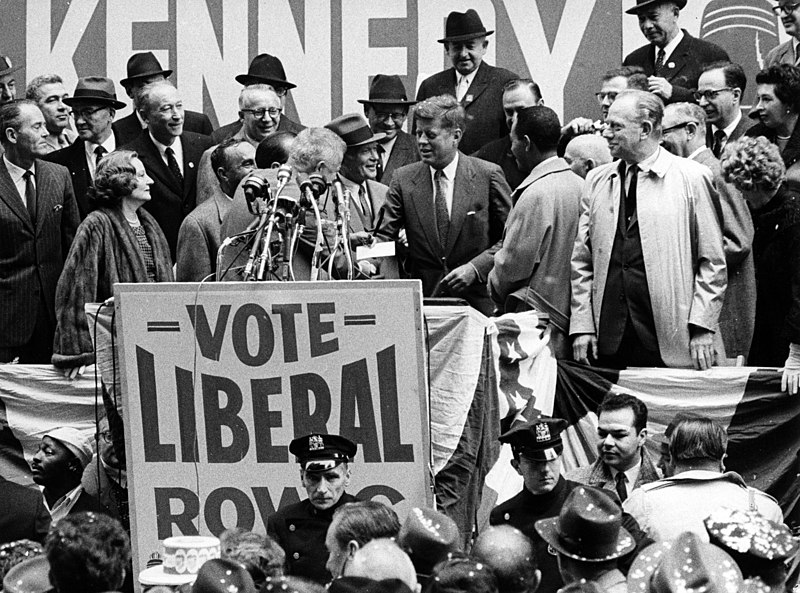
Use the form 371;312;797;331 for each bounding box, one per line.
534;517;636;562
626;541;673;593
235;74;297;90
63;96;126;110
120;69;173;87
437;30;493;44
348;131;388;147
357;99;417;106
138;565;198;587
625;0;686;14
0;65;22;78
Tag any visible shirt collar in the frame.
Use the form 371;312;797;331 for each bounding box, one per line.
718;110;742;138
432;151;459;180
610;458;642;489
43;483;84;524
633;146;663;176
687;146;707;161
380;135;398;157
338;174;362;194
149;132;181;157
85;133;117;161
3;154;34;182
659;29;684;63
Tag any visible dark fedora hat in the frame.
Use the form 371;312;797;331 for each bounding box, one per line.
64;77;126;109
0;56;22;78
625;0;687;15
235;54;296;90
358;75;417;106
437;9;494;44
325;113;386;148
120;52;172;87
534;486;635;562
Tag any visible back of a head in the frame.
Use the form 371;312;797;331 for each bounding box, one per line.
193;558;256;593
332;501;401;548
288;127;346;175
665;102;707;131
669;417;727;464
220;529;285;582
257;131;296;168
45;512;131;593
424;557;498;593
345;539;418;593
515;106;560;154
471;526;538;593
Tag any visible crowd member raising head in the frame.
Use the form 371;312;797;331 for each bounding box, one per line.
51;150;173;379
25;75;75;153
343;538;420;593
45;512;130;593
721;135;800;381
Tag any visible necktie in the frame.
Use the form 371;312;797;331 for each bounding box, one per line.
23;170;36;223
165;146;183;186
358;184;372;223
94;145;107;170
712;130;726;159
654;48;666;75
375;144;385;183
434;169;450;249
623;164;638;224
456;75;469;102
615;472;628;502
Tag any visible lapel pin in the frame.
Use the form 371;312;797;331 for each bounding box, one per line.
465;94;473;103
53;204;63;212
667;62;675;69
188;162;195;169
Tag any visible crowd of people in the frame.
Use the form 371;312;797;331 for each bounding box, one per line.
1;0;800;592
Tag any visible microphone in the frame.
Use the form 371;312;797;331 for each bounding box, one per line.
276;164;292;188
300;174;327;198
242;172;271;215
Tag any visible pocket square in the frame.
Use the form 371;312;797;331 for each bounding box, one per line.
467;210;476;216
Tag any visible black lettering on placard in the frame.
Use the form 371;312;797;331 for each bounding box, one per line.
340;358;381;461
204;487;256;533
356;485;406;505
253;486;301;522
290;373;331;434
186;305;231;361
155;487;199;539
252;377;288;462
232;304;274;366
378;346;414;462
272;304;302;362
203;374;249;463
137;346;175;462
308;302;338;357
175;367;199;462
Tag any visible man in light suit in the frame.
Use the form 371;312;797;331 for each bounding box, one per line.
488;106;583;358
766;1;800;67
697;62;754;157
416;9;517;155
357;74;419;186
570;90;726;370
121;81;214;261
46;77;125;219
0;100;79;363
623;0;729;104
378;95;511;315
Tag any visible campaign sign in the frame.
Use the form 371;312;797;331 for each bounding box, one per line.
115;281;431;579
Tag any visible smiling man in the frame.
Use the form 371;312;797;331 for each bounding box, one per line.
267;433;359;584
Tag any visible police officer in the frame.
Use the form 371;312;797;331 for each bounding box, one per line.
266;433;358;584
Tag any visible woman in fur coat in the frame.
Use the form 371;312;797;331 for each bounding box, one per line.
51;150;173;378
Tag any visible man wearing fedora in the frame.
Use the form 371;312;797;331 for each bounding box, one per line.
622;0;729;104
113;51;213;146
358;74;419;186
0;56;20;106
325;112;398;279
535;486;634;593
211;53;306;144
45;77;125;219
416;9;517;156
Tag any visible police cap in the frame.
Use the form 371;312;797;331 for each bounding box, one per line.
289;433;357;472
499;417;567;462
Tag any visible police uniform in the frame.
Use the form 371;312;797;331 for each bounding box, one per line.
266;434;358;584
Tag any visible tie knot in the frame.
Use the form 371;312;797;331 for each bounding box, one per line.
23;170;33;181
165;147;174;156
435;169;445;180
95;146;106;157
714;130;726;141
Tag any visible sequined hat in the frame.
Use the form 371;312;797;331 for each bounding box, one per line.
192;558;256;593
534;486;635;562
398;507;461;578
499;416;567;462
704;507;798;562
289;433;357;472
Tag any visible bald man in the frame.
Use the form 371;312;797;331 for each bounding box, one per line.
563;135;612;179
344;538;420;593
472;526;541;593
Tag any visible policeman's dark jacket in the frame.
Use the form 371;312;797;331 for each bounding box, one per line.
267;492;359;584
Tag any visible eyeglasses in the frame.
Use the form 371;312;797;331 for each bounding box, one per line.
72;106;106;119
772;3;800;15
595;91;619;103
662;121;697;134
96;430;113;444
693;88;733;102
241;107;281;118
373;111;407;121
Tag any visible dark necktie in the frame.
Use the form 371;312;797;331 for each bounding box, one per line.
358;184;372;223
615;471;628;502
654;48;666;75
94;145;107;170
165;146;183;186
434;169;450;249
375;144;385;183
623;164;638;224
23;170;36;223
712;130;726;159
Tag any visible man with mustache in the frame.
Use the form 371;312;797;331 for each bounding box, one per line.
766;1;800;67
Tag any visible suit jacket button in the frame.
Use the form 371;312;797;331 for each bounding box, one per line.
504;513;510;521
293;552;300;560
289;524;296;532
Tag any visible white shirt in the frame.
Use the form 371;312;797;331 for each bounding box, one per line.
3;155;35;206
657;29;684;65
711;110;743;154
84;134;117;181
339;174;370;218
150;132;184;176
43;483;84;525
610;459;642;494
379;136;397;167
429;152;459;216
456;73;473;102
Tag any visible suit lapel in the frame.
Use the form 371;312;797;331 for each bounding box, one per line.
0;161;31;230
462;62;490;108
33;160;55;229
139;134;182;195
445;154;472;254
408;164;441;255
660;33;692;82
182;134;203;202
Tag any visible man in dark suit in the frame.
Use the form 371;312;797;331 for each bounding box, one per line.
416;9;517;155
623;0;729;104
211;53;305;144
378;94;511;315
766;1;800;67
45;77;125;219
0;100;79;363
0;476;50;544
697;62;754;157
357;74;419;186
113;52;213;145
0;56;20;105
121;81;214;260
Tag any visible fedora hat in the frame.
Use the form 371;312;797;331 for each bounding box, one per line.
235;54;296;89
625;0;687;15
534;486;635;562
120;52;172;87
0;56;22;78
437;9;494;44
64;77;126;109
398;507;461;578
357;75;417;106
325;113;386;148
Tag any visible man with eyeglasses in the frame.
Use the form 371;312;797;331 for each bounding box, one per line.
120;81;214;261
622;0;729;104
697;62;753;157
357;74;419;186
46;77;125;219
767;1;800;67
